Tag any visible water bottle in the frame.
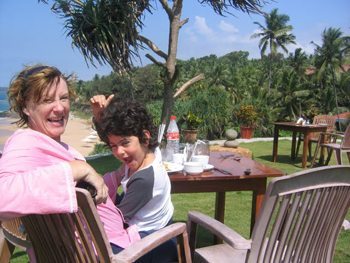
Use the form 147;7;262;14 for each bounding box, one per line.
166;115;180;161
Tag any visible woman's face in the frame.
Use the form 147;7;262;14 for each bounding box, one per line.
24;77;70;141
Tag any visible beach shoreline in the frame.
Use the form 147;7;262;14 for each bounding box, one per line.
0;116;100;157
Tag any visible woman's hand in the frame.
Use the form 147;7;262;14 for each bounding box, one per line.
90;94;114;122
69;160;109;204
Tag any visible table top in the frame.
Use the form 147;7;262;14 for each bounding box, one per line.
273;122;328;132
169;151;284;182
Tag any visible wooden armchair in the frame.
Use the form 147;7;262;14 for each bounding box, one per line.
296;115;337;159
312;124;350;166
20;188;191;263
188;166;350;263
1;218;32;262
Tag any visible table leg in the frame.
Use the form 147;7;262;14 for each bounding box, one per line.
214;192;225;244
215;192;225;223
302;131;309;168
251;179;266;237
291;131;297;159
272;125;279;162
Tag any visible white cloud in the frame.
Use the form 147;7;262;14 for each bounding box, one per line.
219;20;239;33
193;16;214;37
181;16;262;59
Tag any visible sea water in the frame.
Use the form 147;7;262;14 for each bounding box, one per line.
0;87;9;112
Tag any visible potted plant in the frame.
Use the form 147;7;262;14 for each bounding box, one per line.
236;104;258;139
181;112;203;143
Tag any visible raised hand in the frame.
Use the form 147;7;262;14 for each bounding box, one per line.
90;94;114;122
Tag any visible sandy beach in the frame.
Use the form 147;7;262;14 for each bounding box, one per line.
0;116;100;156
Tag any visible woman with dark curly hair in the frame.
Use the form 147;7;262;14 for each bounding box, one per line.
91;95;177;262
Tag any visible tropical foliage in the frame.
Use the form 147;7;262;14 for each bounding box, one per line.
40;0;267;127
235;105;259;128
39;1;349;140
181;112;203;130
252;8;296;57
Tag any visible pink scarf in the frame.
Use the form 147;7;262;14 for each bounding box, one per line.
0;128;140;248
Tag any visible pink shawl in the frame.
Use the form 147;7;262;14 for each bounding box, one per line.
0;128;139;248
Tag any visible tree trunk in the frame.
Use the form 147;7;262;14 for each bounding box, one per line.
160;0;184;125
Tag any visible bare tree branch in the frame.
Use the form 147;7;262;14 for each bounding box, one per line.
145;54;165;68
138;35;168;60
159;0;173;19
179;18;189;28
173;73;205;98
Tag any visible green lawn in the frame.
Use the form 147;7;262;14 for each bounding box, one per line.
9;140;350;262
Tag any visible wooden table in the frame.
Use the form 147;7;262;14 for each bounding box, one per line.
272;122;327;168
169;151;284;235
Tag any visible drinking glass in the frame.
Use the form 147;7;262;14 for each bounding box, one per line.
191;140;210;168
194;139;210;156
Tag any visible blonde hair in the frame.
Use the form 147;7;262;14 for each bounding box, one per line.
7;64;76;127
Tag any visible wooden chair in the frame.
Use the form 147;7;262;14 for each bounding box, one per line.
295;115;337;159
21;188;192;263
1;218;33;262
1;218;31;250
0;225;14;263
188;166;350;263
312;124;350;166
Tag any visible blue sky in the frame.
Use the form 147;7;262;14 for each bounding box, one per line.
0;0;349;87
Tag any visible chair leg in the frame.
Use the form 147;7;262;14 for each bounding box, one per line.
0;230;15;263
311;139;323;167
334;150;342;165
295;134;302;158
325;148;333;165
308;141;312;159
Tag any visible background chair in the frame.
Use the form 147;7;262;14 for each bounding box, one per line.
188;166;350;263
0;225;14;263
20;188;191;263
295;115;337;159
1;218;34;262
312;124;350;166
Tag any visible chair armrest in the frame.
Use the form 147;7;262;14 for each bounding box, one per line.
188;211;251;250
319;131;344;143
112;222;188;263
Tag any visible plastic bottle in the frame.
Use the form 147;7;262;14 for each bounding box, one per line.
166;115;180;160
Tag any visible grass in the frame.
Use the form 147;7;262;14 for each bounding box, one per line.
9;140;350;262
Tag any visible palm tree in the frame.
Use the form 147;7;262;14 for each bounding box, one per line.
40;0;266;126
251;8;296;58
287;48;309;77
251;8;296;89
312;27;349;114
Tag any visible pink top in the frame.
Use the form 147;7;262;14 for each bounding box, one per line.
0;129;140;248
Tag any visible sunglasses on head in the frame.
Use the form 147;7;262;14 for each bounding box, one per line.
21;66;61;79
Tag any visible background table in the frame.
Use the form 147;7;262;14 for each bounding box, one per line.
169;151;284;235
272;122;327;168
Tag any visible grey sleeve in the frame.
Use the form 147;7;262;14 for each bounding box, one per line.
117;167;154;221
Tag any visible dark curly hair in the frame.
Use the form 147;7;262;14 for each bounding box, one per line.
96;97;159;151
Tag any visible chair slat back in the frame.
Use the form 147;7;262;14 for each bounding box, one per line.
341;124;350;148
248;166;350;263
21;188;113;263
1;218;31;250
311;115;337;140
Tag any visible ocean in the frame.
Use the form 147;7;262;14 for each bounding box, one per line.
0;87;9;112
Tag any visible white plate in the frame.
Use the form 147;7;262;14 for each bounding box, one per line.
204;164;214;171
163;162;184;173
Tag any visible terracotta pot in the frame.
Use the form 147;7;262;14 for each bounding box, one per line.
183;129;198;143
240;126;254;139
